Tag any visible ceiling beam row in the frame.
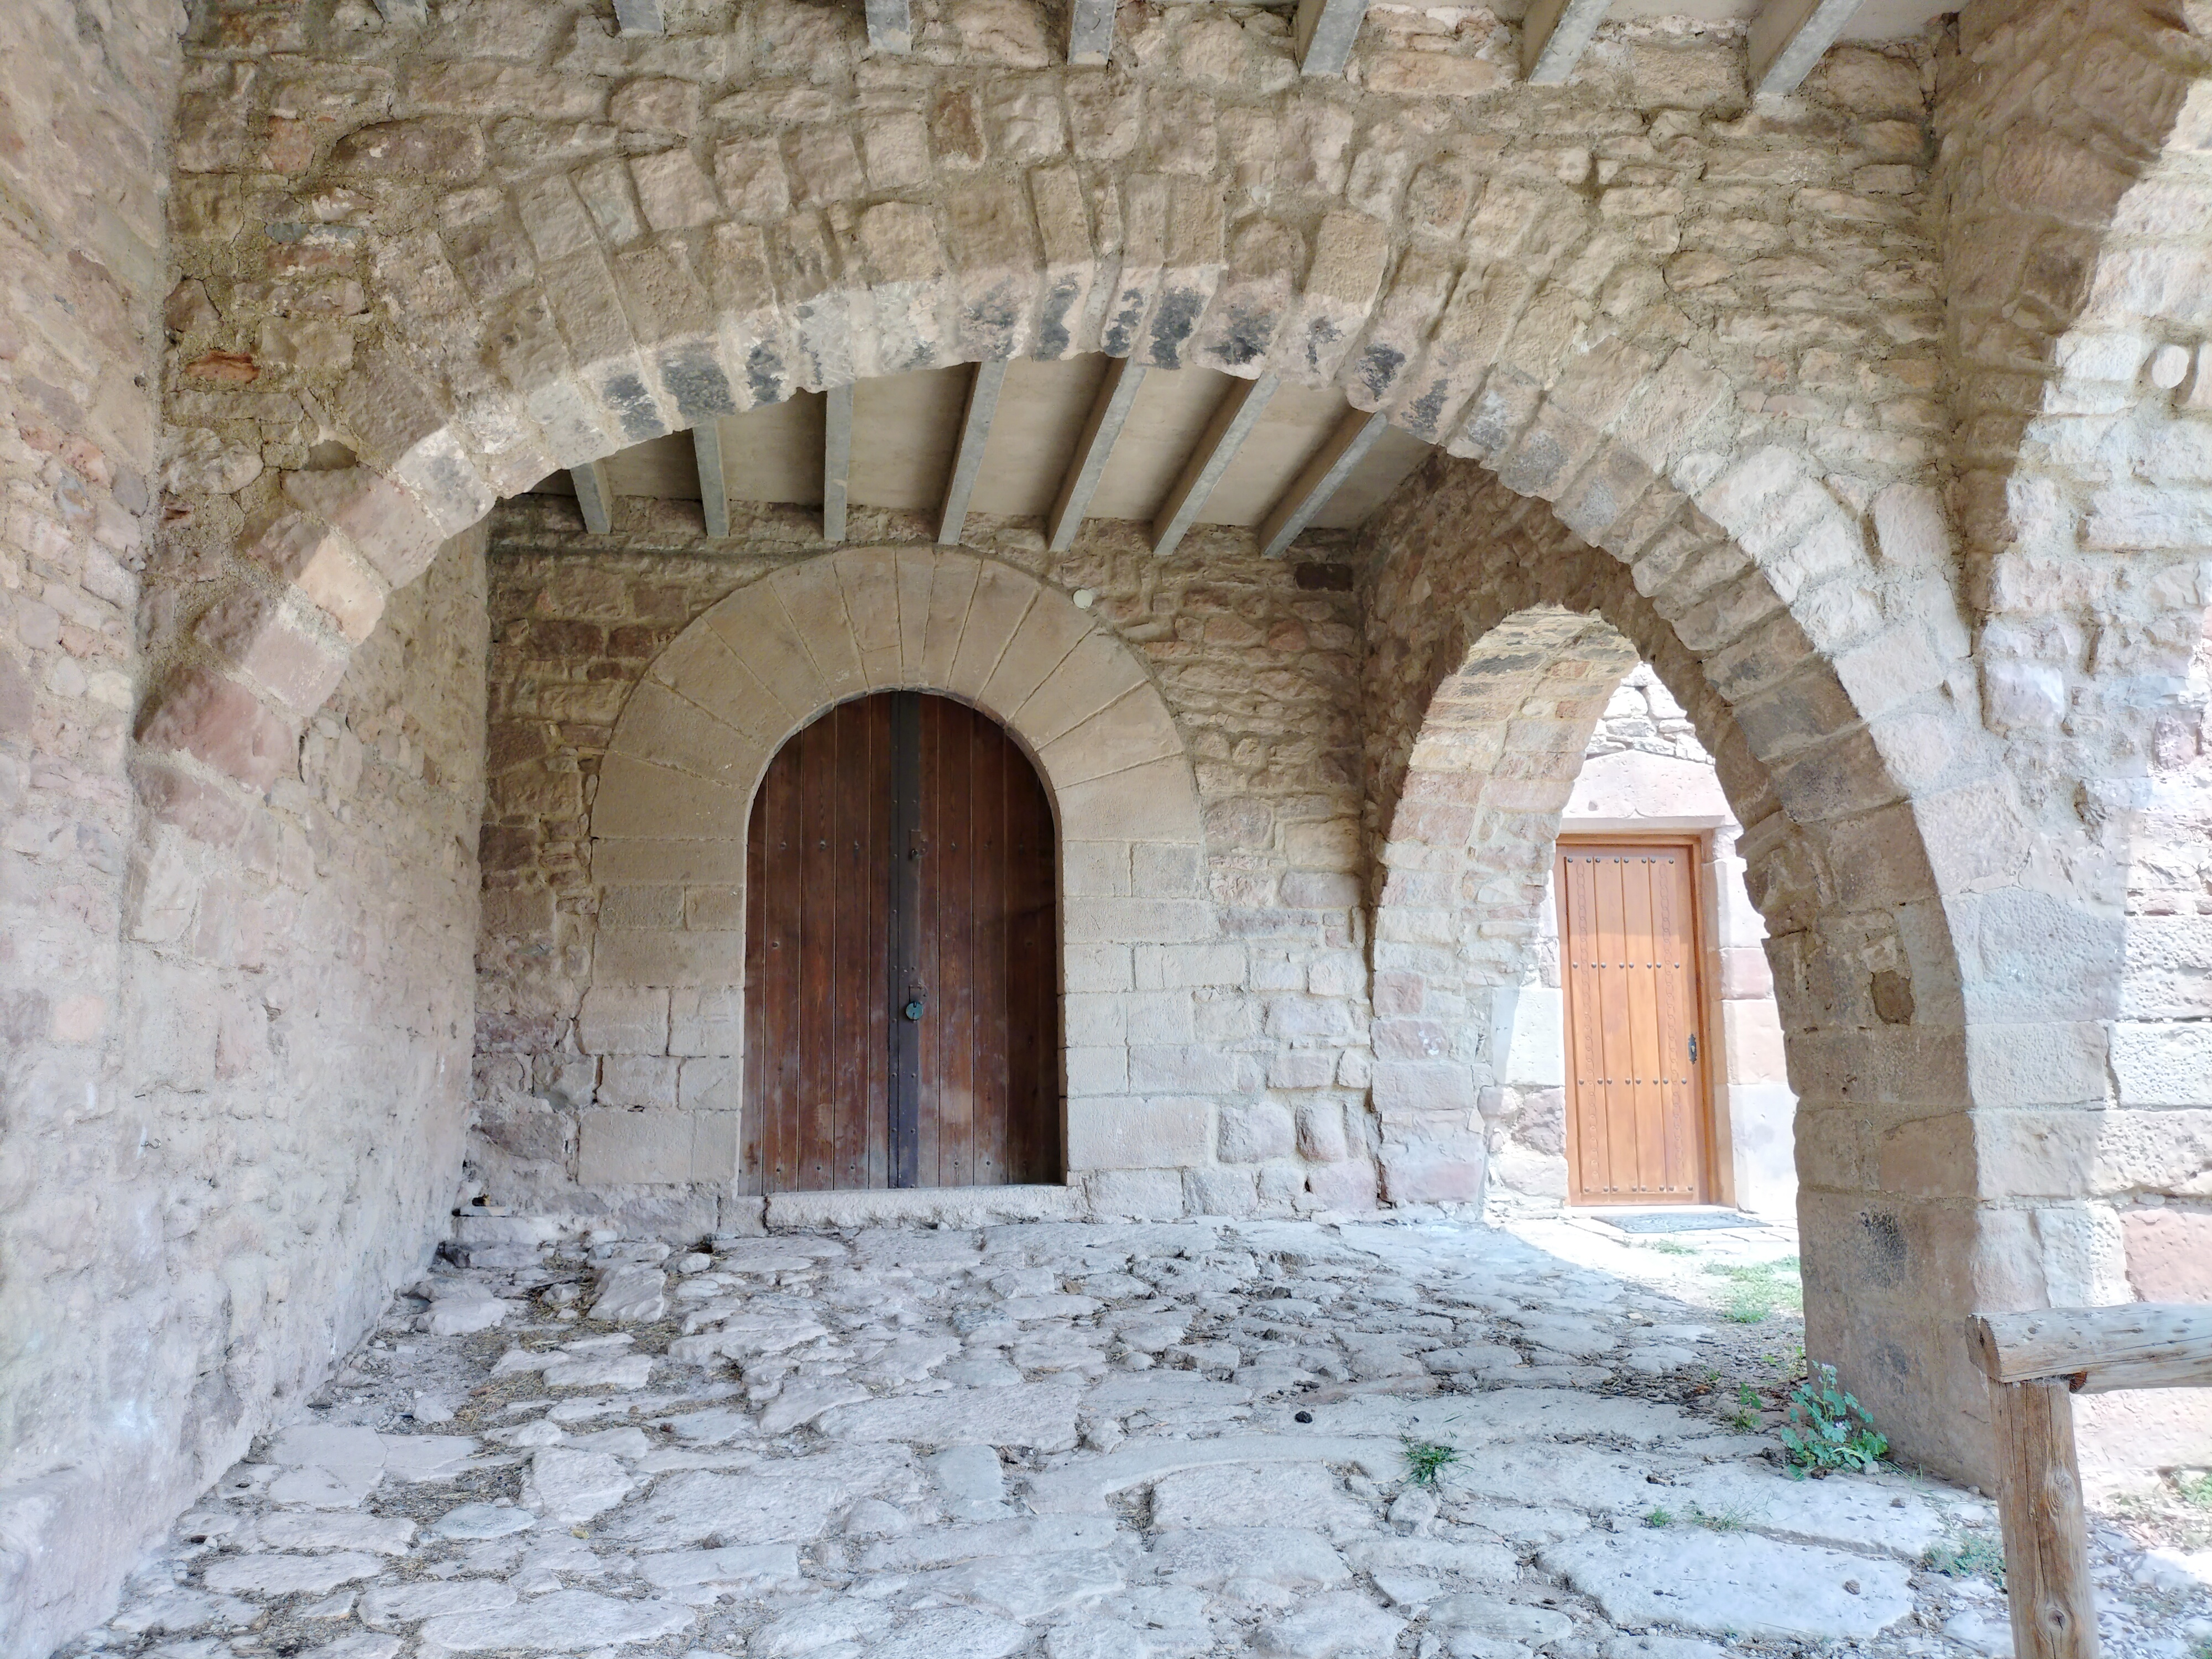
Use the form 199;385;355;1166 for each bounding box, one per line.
677;362;1376;558
839;0;1859;92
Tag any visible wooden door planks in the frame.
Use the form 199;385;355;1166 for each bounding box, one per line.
1558;842;1708;1204
744;691;1058;1193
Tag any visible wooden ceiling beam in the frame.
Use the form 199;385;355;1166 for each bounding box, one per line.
1749;0;1864;96
1047;357;1146;554
823;383;854;544
865;0;912;54
1256;407;1390;559
1151;373;1279;558
1522;0;1613;84
1293;0;1370;74
1067;0;1115;65
571;459;614;536
692;423;729;539
938;359;1008;546
611;0;662;33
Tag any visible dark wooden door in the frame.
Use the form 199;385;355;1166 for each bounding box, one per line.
1557;841;1709;1204
743;691;1059;1192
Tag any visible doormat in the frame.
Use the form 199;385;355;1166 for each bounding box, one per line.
1599;1211;1767;1234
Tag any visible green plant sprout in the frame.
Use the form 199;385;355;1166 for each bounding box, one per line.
1923;1531;2006;1587
1727;1383;1763;1433
1401;1439;1459;1486
1778;1363;1887;1479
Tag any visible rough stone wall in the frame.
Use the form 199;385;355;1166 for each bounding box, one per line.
0;2;180;1652
3;515;484;1658
1932;0;2212;1481
471;497;1374;1227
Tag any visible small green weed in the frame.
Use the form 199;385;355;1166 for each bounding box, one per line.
1923;1531;2007;1587
1645;1240;1696;1257
1702;1256;1804;1324
2178;1469;2212;1509
1644;1507;1674;1528
1726;1383;1764;1433
1402;1439;1459;1487
1683;1502;1755;1533
1778;1363;1887;1478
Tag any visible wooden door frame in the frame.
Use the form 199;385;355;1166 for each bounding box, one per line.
1554;831;1719;1206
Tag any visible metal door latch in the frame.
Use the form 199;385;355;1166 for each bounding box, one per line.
904;994;926;1021
1687;1032;1698;1063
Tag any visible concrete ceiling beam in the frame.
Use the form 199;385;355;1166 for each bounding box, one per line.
937;359;1008;547
692;423;729;540
1257;407;1390;559
823;383;854;544
1151;373;1279;558
1521;0;1613;84
1293;0;1370;75
571;459;614;536
1067;0;1116;66
1749;0;1864;96
1047;357;1146;554
865;0;913;54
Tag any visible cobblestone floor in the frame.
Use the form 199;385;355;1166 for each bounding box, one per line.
72;1217;2212;1659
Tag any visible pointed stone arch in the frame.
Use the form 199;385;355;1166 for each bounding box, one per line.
580;546;1213;1197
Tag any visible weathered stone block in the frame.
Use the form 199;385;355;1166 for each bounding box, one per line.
578;986;670;1055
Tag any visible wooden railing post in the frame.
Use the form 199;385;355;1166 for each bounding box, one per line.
1989;1375;2100;1659
1968;1303;2212;1659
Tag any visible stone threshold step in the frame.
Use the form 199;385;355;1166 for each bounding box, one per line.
452;1183;1084;1249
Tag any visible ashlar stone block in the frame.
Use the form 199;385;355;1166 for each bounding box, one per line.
577;986;670;1056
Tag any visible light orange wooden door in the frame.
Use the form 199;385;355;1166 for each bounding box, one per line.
1557;841;1708;1204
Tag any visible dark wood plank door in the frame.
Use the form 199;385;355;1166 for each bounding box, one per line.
1557;841;1708;1204
743;691;1058;1192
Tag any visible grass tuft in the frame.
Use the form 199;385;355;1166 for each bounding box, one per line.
1401;1438;1459;1487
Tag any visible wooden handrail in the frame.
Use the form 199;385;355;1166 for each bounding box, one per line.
1969;1305;2212;1393
1964;1302;2212;1659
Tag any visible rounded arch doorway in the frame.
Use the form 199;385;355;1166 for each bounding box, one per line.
744;689;1062;1193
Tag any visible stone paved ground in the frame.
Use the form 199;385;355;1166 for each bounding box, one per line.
71;1219;2212;1659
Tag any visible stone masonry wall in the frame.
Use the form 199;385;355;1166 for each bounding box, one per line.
471;496;1374;1228
0;2;180;1654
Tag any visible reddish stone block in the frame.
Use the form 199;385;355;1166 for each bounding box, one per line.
185;351;258;383
137;667;298;790
194;591;351;715
239;509;387;641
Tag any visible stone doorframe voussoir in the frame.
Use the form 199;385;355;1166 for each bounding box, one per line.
576;545;1214;1192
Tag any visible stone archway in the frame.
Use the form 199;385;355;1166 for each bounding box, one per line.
578;546;1211;1198
1356;459;2010;1478
1368;603;1641;1207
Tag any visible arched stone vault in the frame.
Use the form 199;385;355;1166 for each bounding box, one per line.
1367;603;1641;1206
580;546;1211;1187
126;0;2212;1490
138;14;1964;815
1357;457;2008;1476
